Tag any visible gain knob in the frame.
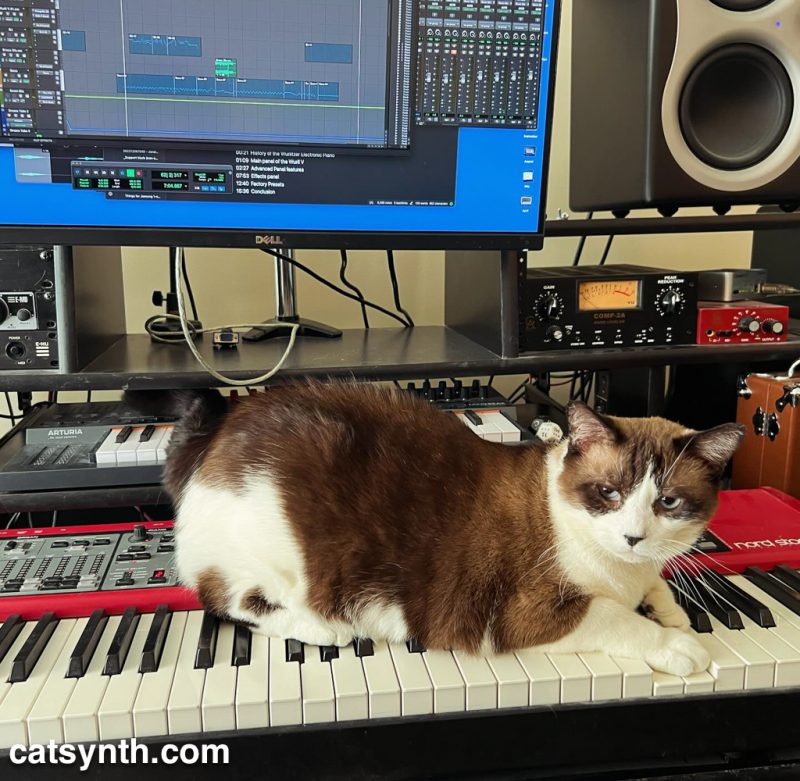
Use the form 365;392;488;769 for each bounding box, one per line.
739;316;761;334
546;325;564;342
536;294;561;322
763;319;785;335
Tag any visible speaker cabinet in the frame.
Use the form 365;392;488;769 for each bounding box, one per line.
570;0;800;213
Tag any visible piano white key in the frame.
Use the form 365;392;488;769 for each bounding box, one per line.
388;643;433;716
514;649;561;705
115;427;147;465
577;652;623;702
301;645;336;725
268;637;302;726
167;611;206;735
62;616;122;743
546;653;591;703
133;611;187;737
0;618;76;749
451;651;497;711
420;649;465;714
611;656;653;699
691;632;746;692
360;640;401;719
484;652;529;708
135;426;169;465
95;428;123;465
481;411;522;442
235;633;269;730
652;672;684;697
0;622;34;709
156;426;175;463
97;613;152;740
683;670;714;694
202;622;237;732
27;618;87;745
328;646;369;722
701;615;775;690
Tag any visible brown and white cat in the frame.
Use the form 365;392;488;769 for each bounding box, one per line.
137;381;744;677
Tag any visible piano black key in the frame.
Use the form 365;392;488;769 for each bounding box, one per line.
232;624;252;667
115;426;133;444
284;638;304;664
0;614;24;665
705;573;776;628
139;605;172;673
319;646;339;662
668;583;713;633
772;565;800;594
353;637;374;657
406;638;426;654
103;607;140;676
66;609;107;678
139;425;156;442
686;576;744;630
10;612;58;683
465;410;482;427
194;612;218;669
745;567;800;617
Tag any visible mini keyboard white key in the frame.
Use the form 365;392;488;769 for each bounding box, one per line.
472;412;504;442
156;426;175;463
167;611;205;735
546;653;591;703
578;652;623;702
235;633;269;730
612;656;653;699
329;646;369;722
95;428;124;465
514;649;561;705
301;645;335;725
135;427;169;465
388;643;433;716
421;649;465;714
115;427;146;465
268;637;301;726
133;612;187;737
27;619;87;744
484;652;529;708
0;619;76;748
361;641;401;719
202;622;237;732
481;411;522;442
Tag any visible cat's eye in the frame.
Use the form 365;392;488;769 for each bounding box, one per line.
598;486;621;502
658;495;683;510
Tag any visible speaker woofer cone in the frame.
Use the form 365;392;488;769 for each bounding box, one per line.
710;0;775;10
679;44;793;171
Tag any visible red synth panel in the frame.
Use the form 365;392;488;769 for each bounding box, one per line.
696;301;789;345
0;521;200;620
670;488;800;576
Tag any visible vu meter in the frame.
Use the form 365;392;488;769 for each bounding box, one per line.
578;280;640;311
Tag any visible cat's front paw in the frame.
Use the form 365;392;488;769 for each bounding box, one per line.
643;603;691;632
645;629;710;676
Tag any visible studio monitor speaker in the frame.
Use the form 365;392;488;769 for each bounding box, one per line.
570;0;800;214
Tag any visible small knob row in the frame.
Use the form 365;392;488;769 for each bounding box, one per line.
739;317;784;335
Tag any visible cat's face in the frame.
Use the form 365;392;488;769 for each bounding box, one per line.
557;403;745;566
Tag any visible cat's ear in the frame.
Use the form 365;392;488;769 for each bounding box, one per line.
566;401;618;455
680;423;746;473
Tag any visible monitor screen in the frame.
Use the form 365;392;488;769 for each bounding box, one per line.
0;0;559;249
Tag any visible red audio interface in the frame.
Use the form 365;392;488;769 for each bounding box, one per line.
697;301;789;345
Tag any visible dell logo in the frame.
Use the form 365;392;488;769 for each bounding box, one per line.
255;235;285;246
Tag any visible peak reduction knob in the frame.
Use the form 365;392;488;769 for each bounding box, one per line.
658;290;682;315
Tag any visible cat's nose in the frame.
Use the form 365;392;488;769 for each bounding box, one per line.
624;535;645;548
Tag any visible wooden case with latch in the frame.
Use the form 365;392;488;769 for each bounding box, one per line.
733;373;800;495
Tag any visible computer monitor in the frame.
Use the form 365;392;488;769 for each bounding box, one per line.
0;0;560;249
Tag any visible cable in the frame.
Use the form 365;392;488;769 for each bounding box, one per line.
174;248;299;386
599;235;615;265
262;249;412;328
4;393;16;425
339;250;370;328
181;252;199;322
572;211;594;266
386;250;415;326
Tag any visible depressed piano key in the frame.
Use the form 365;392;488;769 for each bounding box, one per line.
451;650;497;711
360;640;401;718
103;607;140;676
406;637;426;654
301;644;336;725
388;642;433;715
166;611;206;735
745;567;800;617
0;615;23;665
682;669;714;694
484;652;529;708
236;631;270;729
133;611;188;738
652;671;684;697
139;605;172;674
668;582;713;633
284;637;304;664
685;576;744;630
328;644;369;722
269;637;302;726
546;653;591;703
10;612;59;683
353;637;374;657
67;609;108;678
611;656;653;699
232;624;252;667
514;649;561;705
420;649;466;713
194;612;218;669
703;573;776;628
201;622;237;732
577;652;623;702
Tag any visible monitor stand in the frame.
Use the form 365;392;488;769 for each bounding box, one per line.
149;247;203;341
243;248;342;342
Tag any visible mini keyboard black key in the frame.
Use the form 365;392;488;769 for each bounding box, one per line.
10;612;58;683
668;583;713;633
67;609;107;678
285;638;304;664
686;576;744;630
139;425;156;442
115;426;133;444
232;625;251;667
0;614;23;664
139;605;172;673
407;638;426;654
103;607;140;676
194;613;218;669
320;646;339;662
353;637;374;657
745;567;800;617
704;573;775;628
